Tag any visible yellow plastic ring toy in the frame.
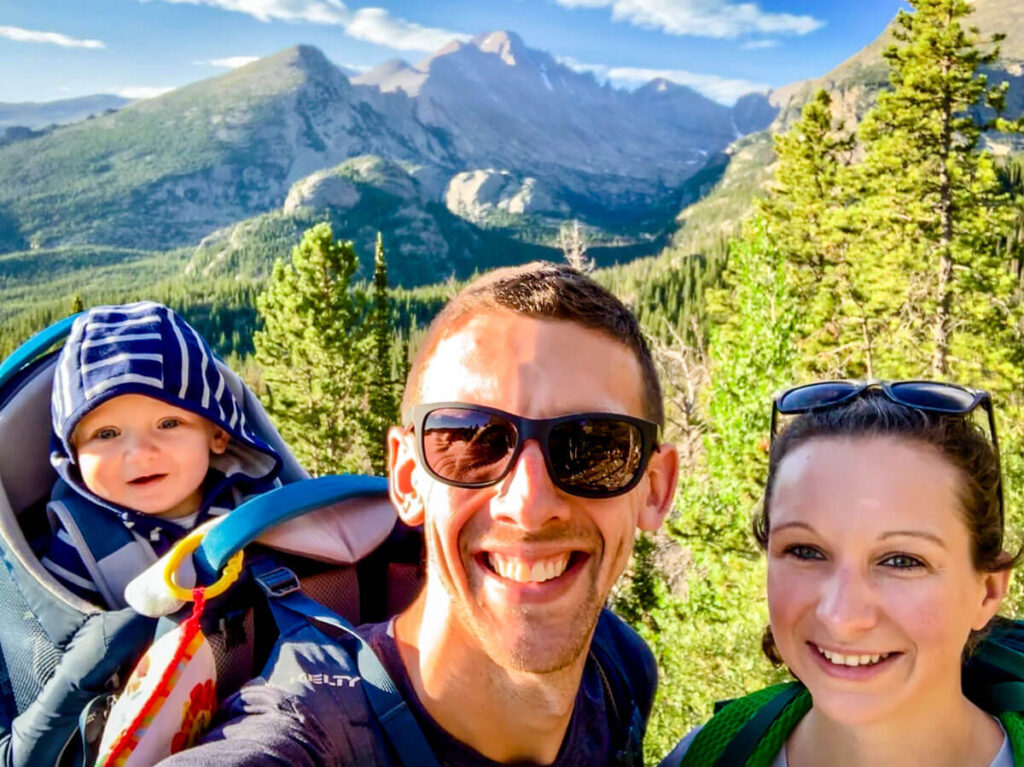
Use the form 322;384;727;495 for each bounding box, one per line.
163;528;244;601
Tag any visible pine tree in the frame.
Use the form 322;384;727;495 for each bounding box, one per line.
253;223;367;475
362;233;400;475
758;89;879;376
857;0;1024;381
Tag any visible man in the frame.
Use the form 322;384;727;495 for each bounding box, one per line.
161;262;678;765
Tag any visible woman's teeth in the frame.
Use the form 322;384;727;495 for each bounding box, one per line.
817;646;891;667
488;552;571;583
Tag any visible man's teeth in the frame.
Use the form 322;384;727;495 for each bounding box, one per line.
488;553;571;583
817;646;891;667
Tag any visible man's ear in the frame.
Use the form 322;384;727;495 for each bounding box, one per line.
210;427;229;455
389;425;425;526
637;442;679;532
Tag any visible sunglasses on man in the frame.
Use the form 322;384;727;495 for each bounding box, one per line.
770;379;1002;519
408;402;660;499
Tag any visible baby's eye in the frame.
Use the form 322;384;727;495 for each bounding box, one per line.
95;427;119;440
158;418;181;429
880;553;925;569
785;544;825;561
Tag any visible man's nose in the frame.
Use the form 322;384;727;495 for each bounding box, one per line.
488;440;572;530
815;565;879;638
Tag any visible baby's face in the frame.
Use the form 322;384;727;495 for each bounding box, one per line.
72;393;229;519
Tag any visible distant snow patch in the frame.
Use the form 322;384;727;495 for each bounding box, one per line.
540;64;554;92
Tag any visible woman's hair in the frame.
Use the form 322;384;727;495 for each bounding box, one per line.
755;389;1015;665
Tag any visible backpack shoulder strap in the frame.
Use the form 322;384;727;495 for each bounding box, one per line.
999;712;1024;766
677;682;809;767
48;486;157;609
589;610;654;767
250;558;440;767
966;619;1024;715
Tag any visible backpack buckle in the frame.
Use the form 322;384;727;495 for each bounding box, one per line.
255;567;301;598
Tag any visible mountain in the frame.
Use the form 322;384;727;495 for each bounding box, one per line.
0;46;453;252
0;94;129;130
0;32;775;269
770;0;1024;130
355;31;758;213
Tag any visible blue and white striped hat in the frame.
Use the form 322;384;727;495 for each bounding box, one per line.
51;301;281;493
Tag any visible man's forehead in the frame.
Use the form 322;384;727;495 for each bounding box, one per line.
418;311;646;417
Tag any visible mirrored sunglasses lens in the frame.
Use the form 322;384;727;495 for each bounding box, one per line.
422;408;517;485
888;382;977;412
549;418;643;495
777;382;860;413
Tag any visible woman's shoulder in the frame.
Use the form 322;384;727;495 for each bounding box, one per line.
657;725;701;767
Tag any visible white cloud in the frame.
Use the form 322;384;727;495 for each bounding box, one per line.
554;0;823;39
158;0;348;24
0;25;105;49
197;55;261;68
153;0;468;51
741;39;779;49
116;86;176;99
557;56;609;77
345;8;467;51
558;55;766;104
610;66;768;104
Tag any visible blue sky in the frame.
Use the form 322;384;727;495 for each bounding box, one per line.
1;1;908;105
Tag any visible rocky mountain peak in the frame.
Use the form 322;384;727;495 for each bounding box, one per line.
284;44;349;84
632;77;707;106
645;78;677;93
473;30;529;66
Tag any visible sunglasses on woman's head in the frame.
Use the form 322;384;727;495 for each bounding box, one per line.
408;402;660;499
770;379;1001;519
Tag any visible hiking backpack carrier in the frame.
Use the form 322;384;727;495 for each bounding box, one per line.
0;316;423;766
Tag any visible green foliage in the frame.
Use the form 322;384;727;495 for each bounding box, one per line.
253;223;370;475
619;222;795;762
363;233;402;475
855;0;1024;379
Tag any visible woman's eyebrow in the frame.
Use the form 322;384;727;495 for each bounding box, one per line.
770;521;816;535
879;530;946;548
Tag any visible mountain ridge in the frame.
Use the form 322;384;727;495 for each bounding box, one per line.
0;32;775;263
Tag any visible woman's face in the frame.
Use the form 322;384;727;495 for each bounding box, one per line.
766;435;1008;725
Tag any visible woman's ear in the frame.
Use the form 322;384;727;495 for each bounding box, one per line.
973;568;1011;631
637;442;679;532
389;426;424;526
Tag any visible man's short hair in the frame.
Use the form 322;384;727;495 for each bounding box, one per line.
402;261;664;426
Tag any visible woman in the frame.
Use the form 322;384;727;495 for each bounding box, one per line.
662;381;1019;767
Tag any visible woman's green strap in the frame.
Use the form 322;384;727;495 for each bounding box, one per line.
678;682;809;767
718;683;809;767
1000;712;1024;766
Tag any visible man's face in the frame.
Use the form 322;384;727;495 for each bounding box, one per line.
390;311;677;673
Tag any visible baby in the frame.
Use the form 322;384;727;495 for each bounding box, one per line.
41;301;282;608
